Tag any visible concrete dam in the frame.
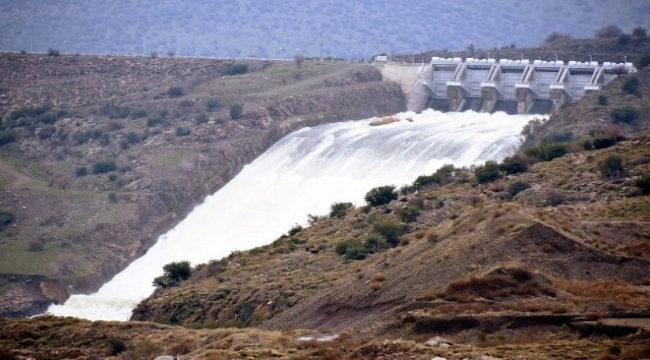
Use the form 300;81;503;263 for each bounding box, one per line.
379;57;634;115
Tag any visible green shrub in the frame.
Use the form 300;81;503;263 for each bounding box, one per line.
229;104;243;119
500;155;528;174
397;206;420;223
0;130;17;146
542;131;574;144
373;218;405;246
639;54;650;69
206;98;220;112
72;131;90;145
0;209;15;232
622;76;640;96
153;261;192;287
74;167;87;177
168;87;183;98
610;106;640;124
130;108;148;119
635;174;650;195
92;160;116;174
474;160;500;184
223;63;249;75
330;202;353;218
98;133;111;146
597;94;608;106
99;104;130;119
89;128;104;140
524;143;568;162
175;127;191;136
108;192;118;203
363;233;389;253
600;155;625;178
37;112;58;124
287;223;302;236
508;181;531;197
344;240;368;260
47;48;61;57
147;116;164;127
107;338;127;356
125;131;141;144
364;185;397;206
195;113;208;125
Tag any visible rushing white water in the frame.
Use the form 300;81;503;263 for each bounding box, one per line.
46;109;532;321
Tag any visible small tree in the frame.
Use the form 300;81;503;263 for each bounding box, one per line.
229;104;243;119
47;48;61;57
622;76;640;96
364;185;397;206
474;161;500;184
373;219;405;247
544;32;572;44
610;106;640;124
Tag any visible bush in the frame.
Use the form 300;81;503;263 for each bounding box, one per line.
92;160;116;174
474;160;500;184
542;131;574;144
524;143;568;162
175;127;191;136
373;218;405;247
397;206;420;223
37;112;58;125
125;131;141;145
130;108;148;119
544;32;572;44
638;54;650;69
330;202;353;218
47;48;61;57
617;33;632;45
229;104;243;119
72;131;90;145
364;185;397;206
147;116;164;127
610;106;639;124
287;223;302;236
600;155;625;178
508;181;531;197
195;113;208;125
153;261;192;288
168;87;183;98
635;174;650;195
622;76;640;96
595;25;623;38
344;240;368;260
99;104;130;119
0;209;15;232
0;130;17;146
633;26;648;37
500;155;528;174
74;167;88;177
206;98;220;112
108;192;118;203
107;338;127;356
363;233;389;253
597;94;608;106
223;63;249;75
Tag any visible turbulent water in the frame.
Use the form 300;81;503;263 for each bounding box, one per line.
46;109;533;321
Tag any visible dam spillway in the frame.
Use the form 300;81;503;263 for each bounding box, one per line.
46;110;532;321
380;57;635;115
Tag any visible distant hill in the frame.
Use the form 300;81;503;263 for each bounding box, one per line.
1;0;649;58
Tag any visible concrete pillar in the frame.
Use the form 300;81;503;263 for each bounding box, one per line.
516;88;533;114
447;86;465;112
482;87;498;113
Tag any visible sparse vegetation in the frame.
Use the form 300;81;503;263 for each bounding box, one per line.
508;180;531;197
474;160;500;184
329;202;353;218
229;104;243;119
223;63;249;76
0;209;15;232
175;127;191;136
622;76;641;96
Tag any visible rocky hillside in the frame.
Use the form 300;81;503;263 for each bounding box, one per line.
0;53;406;317
125;69;650;358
